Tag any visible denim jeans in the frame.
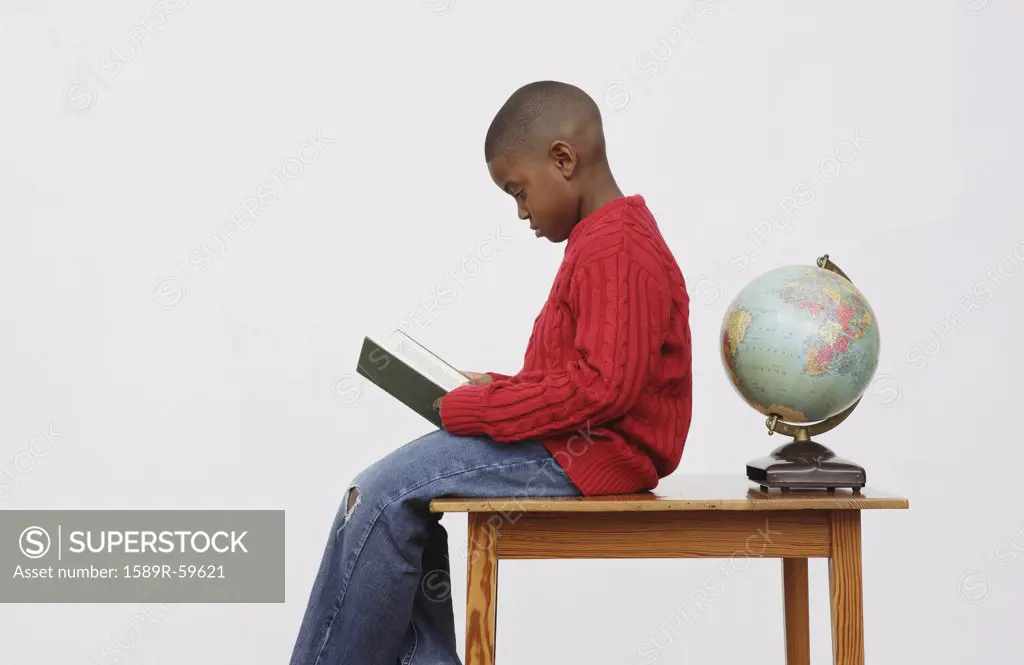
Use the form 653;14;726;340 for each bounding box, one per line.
289;428;583;665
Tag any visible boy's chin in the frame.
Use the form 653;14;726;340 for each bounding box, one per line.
531;222;570;242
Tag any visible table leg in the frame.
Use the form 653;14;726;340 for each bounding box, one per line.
466;512;499;665
782;558;810;665
828;510;864;665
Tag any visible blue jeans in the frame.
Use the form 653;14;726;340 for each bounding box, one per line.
289;428;583;665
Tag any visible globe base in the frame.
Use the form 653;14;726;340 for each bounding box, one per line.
746;439;865;491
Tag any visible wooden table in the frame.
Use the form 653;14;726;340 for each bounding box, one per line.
430;474;909;665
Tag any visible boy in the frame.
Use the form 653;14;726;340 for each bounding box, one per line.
289;80;692;665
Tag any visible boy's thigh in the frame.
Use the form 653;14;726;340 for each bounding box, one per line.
350;429;580;508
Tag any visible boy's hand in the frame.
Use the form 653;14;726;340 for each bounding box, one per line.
434;371;492;413
462;371;494;386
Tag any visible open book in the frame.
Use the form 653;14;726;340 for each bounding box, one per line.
355;330;470;428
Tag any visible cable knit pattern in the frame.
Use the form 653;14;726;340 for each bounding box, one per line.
441;195;692;495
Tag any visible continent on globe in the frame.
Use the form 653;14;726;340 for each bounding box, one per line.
722;307;752;378
780;277;875;377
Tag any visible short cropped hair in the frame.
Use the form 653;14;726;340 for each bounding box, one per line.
484;80;604;163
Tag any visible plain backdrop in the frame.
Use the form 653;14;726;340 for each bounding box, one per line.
2;0;1022;663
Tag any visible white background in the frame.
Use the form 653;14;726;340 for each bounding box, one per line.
2;0;1022;663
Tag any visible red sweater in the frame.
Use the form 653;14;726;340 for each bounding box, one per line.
440;195;692;495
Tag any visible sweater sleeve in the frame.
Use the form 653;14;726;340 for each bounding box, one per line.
486;372;513;382
440;251;669;440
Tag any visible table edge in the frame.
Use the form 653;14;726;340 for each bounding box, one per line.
429;497;910;513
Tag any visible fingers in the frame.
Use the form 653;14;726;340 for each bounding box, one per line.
462;371;493;386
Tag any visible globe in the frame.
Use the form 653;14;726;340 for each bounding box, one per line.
720;261;880;427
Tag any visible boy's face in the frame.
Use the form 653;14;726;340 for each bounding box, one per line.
487;144;579;243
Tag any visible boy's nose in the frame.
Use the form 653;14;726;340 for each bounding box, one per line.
518;208;530;221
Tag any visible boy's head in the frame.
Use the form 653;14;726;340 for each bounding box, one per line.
485;80;613;243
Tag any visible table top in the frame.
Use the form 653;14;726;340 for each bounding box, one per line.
429;474;909;513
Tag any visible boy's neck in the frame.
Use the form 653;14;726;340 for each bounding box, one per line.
578;173;625;220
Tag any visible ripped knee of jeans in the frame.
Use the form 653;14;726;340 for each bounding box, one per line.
345;486;360;523
336;485;360;538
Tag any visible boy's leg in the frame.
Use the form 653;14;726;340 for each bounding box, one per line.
288;428;581;665
401;516;459;663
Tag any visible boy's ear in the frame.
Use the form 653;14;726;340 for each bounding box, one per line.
548;140;577;178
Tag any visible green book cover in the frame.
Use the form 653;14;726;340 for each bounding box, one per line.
355;332;469;428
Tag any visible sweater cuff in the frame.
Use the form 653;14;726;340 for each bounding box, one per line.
440;383;489;434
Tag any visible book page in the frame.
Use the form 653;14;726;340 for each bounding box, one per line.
390;331;469;391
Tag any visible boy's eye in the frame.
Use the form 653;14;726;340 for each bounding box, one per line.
514;190;526;201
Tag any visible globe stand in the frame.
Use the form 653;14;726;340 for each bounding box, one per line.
745;254;868;492
746;410;866;491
